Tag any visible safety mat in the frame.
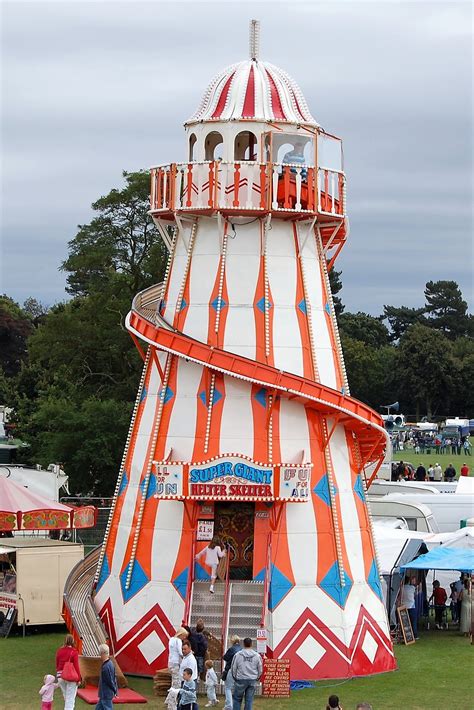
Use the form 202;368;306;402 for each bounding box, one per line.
77;686;147;704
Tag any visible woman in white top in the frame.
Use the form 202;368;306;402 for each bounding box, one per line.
195;536;226;593
168;627;188;688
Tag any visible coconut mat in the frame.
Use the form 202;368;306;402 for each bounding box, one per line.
77;686;147;704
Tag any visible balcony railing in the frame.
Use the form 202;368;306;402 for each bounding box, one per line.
150;161;345;218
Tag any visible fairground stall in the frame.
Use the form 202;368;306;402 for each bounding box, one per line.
65;21;395;680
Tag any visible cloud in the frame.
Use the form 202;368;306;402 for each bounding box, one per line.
1;1;472;315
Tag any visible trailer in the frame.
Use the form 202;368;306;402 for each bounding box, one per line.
0;538;84;629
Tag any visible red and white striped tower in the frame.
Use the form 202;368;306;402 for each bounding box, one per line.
93;21;396;679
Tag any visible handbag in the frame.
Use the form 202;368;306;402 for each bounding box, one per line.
61;651;80;683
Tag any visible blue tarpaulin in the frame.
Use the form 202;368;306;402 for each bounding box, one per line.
400;546;474;573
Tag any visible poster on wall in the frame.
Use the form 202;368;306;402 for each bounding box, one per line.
197;519;214;541
262;658;290;697
278;466;311;500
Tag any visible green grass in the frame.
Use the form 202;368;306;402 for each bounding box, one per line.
0;626;472;709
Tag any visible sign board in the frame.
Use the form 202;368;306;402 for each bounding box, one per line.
397;606;415;645
153;455;312;502
262;658;290;697
278;466;310;500
256;627;268;654
197;519;214;541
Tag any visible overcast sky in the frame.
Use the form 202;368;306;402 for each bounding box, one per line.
1;1;472;315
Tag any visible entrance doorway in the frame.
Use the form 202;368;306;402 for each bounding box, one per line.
214;502;255;580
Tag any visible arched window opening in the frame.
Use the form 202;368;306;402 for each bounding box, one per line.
234;131;258;161
204;131;224;161
189;133;197;161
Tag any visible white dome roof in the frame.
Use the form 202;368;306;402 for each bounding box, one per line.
187;58;318;126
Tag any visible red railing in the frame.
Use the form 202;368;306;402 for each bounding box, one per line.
150;161;345;217
183;533;197;625
260;533;272;629
220;551;231;655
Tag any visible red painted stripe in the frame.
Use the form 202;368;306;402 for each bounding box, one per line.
265;68;285;120
211;71;236;118
242;65;255;118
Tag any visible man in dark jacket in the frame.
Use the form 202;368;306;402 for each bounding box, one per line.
444;463;457;481
96;643;118;710
415;463;426;481
222;635;242;710
194;619;208;677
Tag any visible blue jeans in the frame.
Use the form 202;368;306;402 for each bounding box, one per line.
224;674;234;709
95;699;114;710
232;679;256;710
408;606;418;638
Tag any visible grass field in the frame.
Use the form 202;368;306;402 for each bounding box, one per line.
0;626;472;709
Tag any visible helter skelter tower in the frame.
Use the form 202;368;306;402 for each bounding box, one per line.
92;22;396;679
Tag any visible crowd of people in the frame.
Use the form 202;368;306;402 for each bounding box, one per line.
390;459;470;481
38;634;117;710
391;429;471;456
166;623;262;710
401;574;472;637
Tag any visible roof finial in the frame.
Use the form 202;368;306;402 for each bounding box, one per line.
249;19;260;61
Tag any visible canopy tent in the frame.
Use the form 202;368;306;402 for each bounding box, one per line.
427;526;474;549
0;477;96;531
401;546;474;573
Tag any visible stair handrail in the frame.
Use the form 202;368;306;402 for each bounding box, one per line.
220;550;231;656
260;533;272;628
183;532;197;625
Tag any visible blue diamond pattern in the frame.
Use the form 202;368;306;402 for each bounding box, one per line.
256;297;273;313
269;564;293;610
140;473;157;499
199;388;223;407
367;559;383;601
354;475;365;503
178;298;187;312
320;562;353;608
194;562;211;581
140;386;148;403
254;388;267;408
159;299;166;315
96;554;110;593
118;471;129;497
211;296;227;312
324;302;331;314
173;567;189;600
160;385;174;404
298;299;307;315
313;474;337;506
120;560;149;602
254;568;265;582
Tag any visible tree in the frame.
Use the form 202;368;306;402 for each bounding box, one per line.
382;305;426;342
341;336;397;409
22;297;48;324
396;324;454;419
62;170;166;297
328;267;344;316
424;280;471;339
339;312;390;349
0;296;33;377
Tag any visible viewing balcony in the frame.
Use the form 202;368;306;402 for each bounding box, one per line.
150;161;346;222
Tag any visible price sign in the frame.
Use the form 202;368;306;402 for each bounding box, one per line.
262;658;290;697
197;519;214;541
256;627;267;654
397;606;415;645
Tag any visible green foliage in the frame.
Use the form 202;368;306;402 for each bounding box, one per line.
424;280;471;339
328;267;344;316
0;295;33;377
341;335;397;408
396;324;454;419
383;304;426;342
62;170;166;297
339;311;390;348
